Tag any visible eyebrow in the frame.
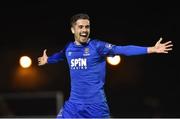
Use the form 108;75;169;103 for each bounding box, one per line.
78;24;90;28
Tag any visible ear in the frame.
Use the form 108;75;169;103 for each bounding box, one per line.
71;27;75;34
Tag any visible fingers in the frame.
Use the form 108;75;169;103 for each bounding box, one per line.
43;49;47;56
38;56;46;66
38;60;45;66
164;41;173;49
165;48;173;51
38;61;42;66
38;57;41;61
38;57;42;66
38;62;43;66
163;51;168;53
163;43;173;53
161;47;173;53
38;62;44;66
165;44;173;48
163;49;172;54
38;49;48;66
164;41;172;45
157;37;163;43
155;37;163;46
158;38;173;47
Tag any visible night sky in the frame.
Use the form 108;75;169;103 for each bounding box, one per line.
0;1;179;118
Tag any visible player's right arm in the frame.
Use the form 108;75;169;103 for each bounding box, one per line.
38;49;66;66
38;42;70;66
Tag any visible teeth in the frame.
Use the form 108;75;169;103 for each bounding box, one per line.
80;34;87;37
80;33;87;35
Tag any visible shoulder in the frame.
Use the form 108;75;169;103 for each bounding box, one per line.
89;38;107;47
89;38;104;45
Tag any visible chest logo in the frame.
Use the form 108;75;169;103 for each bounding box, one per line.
71;58;87;70
83;48;90;56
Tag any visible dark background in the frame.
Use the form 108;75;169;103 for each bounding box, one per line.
0;1;179;118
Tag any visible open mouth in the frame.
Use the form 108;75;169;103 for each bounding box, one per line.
80;33;88;37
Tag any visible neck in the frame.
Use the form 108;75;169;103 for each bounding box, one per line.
74;38;90;45
74;41;82;45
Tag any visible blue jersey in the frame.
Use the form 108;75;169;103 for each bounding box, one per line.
48;38;147;104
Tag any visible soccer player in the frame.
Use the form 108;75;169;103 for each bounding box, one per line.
38;13;173;118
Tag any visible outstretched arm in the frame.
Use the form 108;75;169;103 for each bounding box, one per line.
38;49;48;66
147;37;173;54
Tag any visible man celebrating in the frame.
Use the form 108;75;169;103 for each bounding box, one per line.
38;13;173;118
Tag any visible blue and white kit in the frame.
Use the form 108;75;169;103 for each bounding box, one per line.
47;38;148;118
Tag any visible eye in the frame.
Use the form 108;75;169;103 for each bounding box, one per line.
78;25;83;29
85;25;90;29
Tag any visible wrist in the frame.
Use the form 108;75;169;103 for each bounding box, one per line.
147;47;156;53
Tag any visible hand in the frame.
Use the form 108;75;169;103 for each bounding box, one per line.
148;37;173;53
38;49;48;66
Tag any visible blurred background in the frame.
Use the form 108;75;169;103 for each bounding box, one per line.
0;1;179;118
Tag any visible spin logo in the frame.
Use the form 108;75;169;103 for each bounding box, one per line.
71;58;87;70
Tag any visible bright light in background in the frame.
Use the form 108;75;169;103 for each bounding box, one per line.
19;56;32;68
12;56;46;89
107;55;121;66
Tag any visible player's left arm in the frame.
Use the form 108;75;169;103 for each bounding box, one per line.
96;37;173;57
147;37;173;54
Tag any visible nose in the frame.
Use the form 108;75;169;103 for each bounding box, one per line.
82;26;88;32
82;28;86;32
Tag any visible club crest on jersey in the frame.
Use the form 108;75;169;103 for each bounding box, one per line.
71;58;87;70
83;48;90;56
